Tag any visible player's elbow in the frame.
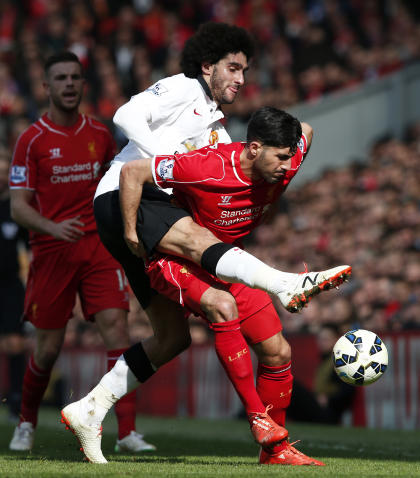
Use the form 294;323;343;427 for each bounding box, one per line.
113;104;126;129
301;122;313;142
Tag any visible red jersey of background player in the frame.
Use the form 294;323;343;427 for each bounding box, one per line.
152;135;307;245
9;113;115;249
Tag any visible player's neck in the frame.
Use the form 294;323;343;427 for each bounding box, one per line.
240;149;260;181
47;106;80;127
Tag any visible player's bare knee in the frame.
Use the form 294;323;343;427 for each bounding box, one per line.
201;289;238;323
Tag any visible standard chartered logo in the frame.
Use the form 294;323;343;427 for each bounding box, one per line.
50;162;100;184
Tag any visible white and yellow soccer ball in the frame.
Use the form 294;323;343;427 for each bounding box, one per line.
332;329;388;386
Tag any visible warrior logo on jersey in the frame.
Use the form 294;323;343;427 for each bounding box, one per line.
147;82;168;96
158;158;175;180
49;147;62;159
88;141;97;159
209;130;219;146
218;195;232;206
10;165;26;183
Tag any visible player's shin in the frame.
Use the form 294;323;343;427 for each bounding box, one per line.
257;361;293;452
257;361;293;426
212;318;266;414
107;349;137;439
202;244;294;294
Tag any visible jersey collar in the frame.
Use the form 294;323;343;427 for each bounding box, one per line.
197;74;213;100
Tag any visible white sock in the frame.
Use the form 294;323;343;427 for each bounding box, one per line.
81;355;139;426
215;247;297;294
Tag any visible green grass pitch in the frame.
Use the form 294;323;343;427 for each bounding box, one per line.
0;408;419;477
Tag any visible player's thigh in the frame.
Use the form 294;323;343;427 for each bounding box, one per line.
158;216;221;264
147;255;229;318
137;196;191;257
24;247;79;328
235;296;283;348
94;191;156;310
79;235;129;321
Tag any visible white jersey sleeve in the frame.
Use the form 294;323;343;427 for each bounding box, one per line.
113;75;198;157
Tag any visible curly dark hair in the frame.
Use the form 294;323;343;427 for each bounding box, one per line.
180;22;255;78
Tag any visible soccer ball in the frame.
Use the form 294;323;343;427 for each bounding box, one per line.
332;329;388;386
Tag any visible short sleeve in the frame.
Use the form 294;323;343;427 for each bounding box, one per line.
9;130;38;189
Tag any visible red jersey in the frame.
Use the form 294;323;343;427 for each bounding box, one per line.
153;136;307;244
9;113;116;248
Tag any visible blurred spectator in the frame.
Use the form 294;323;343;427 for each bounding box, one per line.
287;323;356;424
257;126;420;335
0;153;29;422
0;1;419;347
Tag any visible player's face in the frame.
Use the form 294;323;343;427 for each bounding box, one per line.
208;52;248;105
44;61;84;112
255;146;295;184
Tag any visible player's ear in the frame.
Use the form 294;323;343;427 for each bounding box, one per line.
249;141;262;159
201;62;213;77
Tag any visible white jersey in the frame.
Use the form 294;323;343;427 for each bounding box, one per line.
95;73;231;198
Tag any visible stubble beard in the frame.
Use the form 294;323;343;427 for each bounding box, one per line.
210;69;235;105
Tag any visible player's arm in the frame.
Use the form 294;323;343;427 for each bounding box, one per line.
119;158;155;257
301;122;313;155
113;98;156;157
10;189;84;242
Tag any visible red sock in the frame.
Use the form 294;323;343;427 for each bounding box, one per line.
257;360;293;452
107;348;137;440
212;319;265;415
20;355;52;427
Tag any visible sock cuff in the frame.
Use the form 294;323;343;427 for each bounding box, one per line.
258;360;292;377
123;342;156;383
201;243;235;276
210;318;241;332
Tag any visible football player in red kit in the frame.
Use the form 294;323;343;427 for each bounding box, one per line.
62;107;350;465
8;52;155;453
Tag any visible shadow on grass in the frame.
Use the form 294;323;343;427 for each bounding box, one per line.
1;420;418;464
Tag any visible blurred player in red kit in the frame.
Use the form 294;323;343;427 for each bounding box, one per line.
8;51;155;453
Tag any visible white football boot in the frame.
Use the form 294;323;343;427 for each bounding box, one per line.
115;431;157;452
61;400;107;464
9;422;35;451
278;265;352;312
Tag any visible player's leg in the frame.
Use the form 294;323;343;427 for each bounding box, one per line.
9;326;66;451
61;293;190;464
151;213;352;313
80;233;156;453
146;255;287;447
9;245;77;451
240;304;325;466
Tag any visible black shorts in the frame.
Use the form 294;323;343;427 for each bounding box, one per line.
93;188;190;309
0;277;24;335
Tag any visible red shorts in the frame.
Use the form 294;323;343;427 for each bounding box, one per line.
24;234;129;329
147;255;282;344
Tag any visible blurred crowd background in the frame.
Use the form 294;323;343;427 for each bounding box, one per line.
0;0;419;350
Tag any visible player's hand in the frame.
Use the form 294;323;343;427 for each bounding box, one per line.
124;233;146;258
50;216;85;242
